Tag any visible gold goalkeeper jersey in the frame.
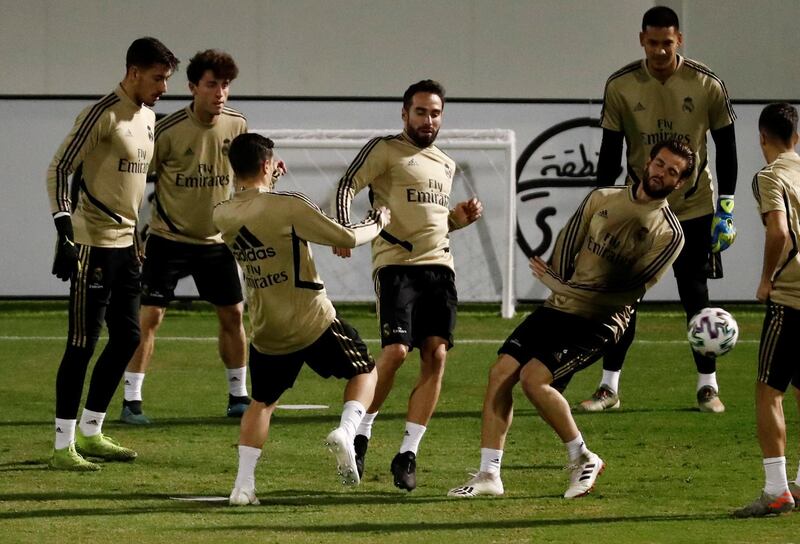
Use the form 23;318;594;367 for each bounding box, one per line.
542;184;684;341
335;131;458;274
46;85;155;247
600;55;736;221
148;104;247;244
214;187;385;354
752;151;800;310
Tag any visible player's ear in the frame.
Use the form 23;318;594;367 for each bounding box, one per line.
188;82;197;96
675;31;684;48
401;107;408;123
793;132;799;147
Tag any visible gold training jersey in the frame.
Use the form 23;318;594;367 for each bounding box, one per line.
752;151;800;310
600;55;735;221
542;185;684;341
335;132;457;273
213;188;385;354
149;105;246;244
47;85;155;247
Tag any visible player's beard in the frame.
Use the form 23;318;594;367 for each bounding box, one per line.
406;125;439;148
641;170;676;199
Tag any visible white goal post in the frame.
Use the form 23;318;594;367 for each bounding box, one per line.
253;128;517;318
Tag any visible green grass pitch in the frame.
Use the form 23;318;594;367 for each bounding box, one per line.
0;301;797;542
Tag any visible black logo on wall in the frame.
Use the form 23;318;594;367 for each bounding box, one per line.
515;117;606;258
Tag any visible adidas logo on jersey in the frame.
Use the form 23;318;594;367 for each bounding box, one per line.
407;158;419;167
231;226;277;262
598;209;608;218
633;102;646;112
184;148;195;156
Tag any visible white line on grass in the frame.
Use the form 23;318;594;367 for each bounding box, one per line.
0;335;759;344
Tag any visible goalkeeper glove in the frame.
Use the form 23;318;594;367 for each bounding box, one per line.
51;216;79;281
710;196;736;253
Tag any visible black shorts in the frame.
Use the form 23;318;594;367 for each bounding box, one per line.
758;302;800;392
376;265;458;350
498;306;613;382
141;235;243;307
68;245;141;348
249;316;375;405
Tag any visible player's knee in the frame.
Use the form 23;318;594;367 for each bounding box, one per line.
63;343;97;367
421;352;447;379
217;303;244;332
519;361;553;396
140;305;166;332
488;356;519;389
421;339;447;366
380;344;408;369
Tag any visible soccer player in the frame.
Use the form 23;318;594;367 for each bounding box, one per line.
46;37;178;470
333;79;483;491
734;103;800;517
448;140;690;499
119;49;253;424
214;133;390;505
577;5;738;414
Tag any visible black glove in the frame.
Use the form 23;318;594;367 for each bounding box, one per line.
52;216;79;281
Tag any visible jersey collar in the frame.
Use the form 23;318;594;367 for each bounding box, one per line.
642;54;684;83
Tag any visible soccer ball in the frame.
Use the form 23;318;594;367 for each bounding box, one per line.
687;307;739;358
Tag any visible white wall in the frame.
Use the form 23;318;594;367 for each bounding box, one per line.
2;0;797;99
0;0;662;99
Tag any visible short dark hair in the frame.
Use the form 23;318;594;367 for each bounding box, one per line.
229;133;275;179
402;79;446;110
126;37;179;71
650;139;695;179
759;103;799;145
642;6;680;31
186;49;239;85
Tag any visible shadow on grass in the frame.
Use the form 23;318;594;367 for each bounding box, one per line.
0;490;460;520
0;410;487;429
195;512;733;533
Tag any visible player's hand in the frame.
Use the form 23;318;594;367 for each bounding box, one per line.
529;256;549;279
333;247;351;258
52;237;79;281
451;197;483;228
756;278;772;303
711;197;736;253
276;160;287;176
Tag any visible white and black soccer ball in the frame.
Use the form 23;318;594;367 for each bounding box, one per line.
687;307;739;358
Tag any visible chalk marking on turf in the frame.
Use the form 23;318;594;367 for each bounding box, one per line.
0;335;759;345
169;496;229;502
277;404;329;410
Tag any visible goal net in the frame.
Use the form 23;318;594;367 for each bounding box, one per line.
252;128;517;318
